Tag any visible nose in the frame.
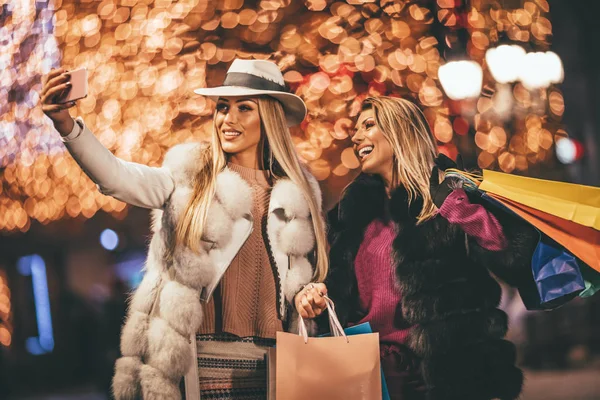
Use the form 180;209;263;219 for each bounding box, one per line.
223;108;237;125
351;130;364;145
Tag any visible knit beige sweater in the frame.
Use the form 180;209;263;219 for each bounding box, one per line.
197;163;283;339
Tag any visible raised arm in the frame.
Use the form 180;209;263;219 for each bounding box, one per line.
41;68;174;209
430;155;537;287
62;118;174;209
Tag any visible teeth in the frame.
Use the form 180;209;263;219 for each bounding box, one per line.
358;146;374;158
223;131;241;137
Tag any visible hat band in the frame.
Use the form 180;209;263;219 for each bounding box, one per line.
222;72;287;93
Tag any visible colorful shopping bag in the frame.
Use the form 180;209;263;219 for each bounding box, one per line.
481;194;586;310
521;236;585;310
487;193;600;272
274;297;382;400
580;262;600;298
478;169;600;230
319;322;391;400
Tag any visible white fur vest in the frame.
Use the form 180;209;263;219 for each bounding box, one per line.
112;143;321;400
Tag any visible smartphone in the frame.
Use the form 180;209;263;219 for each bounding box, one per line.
57;67;88;103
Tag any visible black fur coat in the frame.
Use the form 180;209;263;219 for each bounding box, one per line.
324;174;538;400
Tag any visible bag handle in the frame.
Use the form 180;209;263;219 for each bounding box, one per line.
298;296;349;344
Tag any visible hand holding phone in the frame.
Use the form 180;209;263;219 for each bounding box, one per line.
41;67;88;136
56;67;88;104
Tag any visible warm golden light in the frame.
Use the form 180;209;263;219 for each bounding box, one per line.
0;0;565;232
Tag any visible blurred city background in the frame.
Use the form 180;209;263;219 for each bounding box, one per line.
1;0;599;399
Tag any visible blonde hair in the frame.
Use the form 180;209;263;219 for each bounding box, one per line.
175;96;329;282
363;96;438;224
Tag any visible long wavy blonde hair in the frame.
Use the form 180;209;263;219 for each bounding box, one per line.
362;96;438;224
174;96;329;281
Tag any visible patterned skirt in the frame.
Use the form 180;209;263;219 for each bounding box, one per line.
196;333;275;400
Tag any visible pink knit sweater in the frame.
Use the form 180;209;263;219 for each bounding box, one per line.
353;189;508;351
353;219;409;347
352;191;508;398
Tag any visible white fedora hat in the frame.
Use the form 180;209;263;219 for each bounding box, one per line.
194;59;307;127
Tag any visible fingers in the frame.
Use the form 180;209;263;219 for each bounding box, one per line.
41;70;71;104
295;291;312;319
43;72;70;96
313;283;328;297
297;307;309;319
42;68;65;87
47;68;67;81
301;296;316;319
41;82;71;105
295;283;330;319
307;287;326;310
42;102;76;114
42;69;68;93
295;296;307;319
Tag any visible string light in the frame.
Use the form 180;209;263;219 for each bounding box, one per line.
0;0;568;232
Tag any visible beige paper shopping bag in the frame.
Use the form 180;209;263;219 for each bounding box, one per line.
275;297;381;400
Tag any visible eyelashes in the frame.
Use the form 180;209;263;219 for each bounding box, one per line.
215;103;254;113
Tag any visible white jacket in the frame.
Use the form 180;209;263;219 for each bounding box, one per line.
63;119;321;399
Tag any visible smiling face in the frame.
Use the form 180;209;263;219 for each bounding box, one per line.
215;96;262;164
352;108;395;182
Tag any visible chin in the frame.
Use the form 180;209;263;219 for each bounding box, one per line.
221;145;238;154
359;160;377;174
220;140;242;154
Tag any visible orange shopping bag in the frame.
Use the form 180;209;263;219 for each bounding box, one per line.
275;297;381;400
488;193;600;272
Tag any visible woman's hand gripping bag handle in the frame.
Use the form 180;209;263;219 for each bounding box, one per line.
298;296;347;343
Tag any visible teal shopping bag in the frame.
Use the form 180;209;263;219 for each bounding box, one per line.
320;322;391;400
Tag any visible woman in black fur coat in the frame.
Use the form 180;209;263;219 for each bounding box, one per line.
295;97;538;400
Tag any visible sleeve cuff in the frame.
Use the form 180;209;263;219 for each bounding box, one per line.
60;118;84;142
438;188;467;218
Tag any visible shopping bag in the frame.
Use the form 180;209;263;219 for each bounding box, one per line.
580;262;600;298
481;194;586;310
319;322;391;400
478;169;600;230
275;297;381;400
520;236;585;310
267;347;276;400
487;193;600;272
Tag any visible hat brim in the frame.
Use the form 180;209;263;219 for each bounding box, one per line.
194;86;307;127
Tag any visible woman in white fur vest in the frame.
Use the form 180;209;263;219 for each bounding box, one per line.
41;59;329;399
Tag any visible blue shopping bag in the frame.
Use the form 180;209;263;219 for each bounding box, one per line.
520;236;585;309
320;322;391;400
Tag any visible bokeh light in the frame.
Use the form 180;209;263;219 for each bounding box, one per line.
100;228;119;251
0;270;12;347
0;0;569;232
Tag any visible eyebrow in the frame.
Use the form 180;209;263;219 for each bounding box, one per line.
354;117;374;131
217;98;257;104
